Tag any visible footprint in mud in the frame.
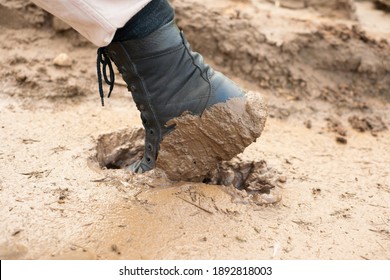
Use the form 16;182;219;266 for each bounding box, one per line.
94;127;284;205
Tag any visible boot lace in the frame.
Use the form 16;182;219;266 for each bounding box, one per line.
97;47;115;106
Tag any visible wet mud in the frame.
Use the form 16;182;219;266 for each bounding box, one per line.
96;127;145;169
174;0;390;102
1;0;390;260
95;92;267;183
94;113;281;206
157;92;267;181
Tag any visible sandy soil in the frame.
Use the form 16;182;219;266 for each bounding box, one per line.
0;0;389;260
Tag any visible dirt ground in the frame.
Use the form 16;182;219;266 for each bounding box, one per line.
0;0;389;260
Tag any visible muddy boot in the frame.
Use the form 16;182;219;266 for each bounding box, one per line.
97;20;266;180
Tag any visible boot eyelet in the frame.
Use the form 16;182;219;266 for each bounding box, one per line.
146;157;151;163
147;144;153;151
149;129;154;135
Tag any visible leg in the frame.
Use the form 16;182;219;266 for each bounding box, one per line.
30;0;152;46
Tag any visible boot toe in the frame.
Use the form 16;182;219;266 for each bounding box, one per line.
156;91;267;181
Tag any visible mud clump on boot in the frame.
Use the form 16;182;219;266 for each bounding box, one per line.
156;91;267;181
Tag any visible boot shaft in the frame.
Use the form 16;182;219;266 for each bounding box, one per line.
106;21;213;129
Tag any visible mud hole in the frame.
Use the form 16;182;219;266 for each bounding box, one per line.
95;127;283;205
96;127;145;170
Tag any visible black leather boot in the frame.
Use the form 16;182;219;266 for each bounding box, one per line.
97;20;250;173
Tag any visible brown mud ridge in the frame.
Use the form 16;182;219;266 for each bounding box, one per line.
2;0;389;106
174;0;390;103
0;0;48;29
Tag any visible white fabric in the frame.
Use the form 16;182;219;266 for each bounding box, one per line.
31;0;152;46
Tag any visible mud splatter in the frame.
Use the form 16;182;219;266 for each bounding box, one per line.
209;157;284;205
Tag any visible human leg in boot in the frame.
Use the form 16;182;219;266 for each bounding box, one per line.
31;0;267;181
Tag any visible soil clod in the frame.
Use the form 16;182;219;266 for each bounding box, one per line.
348;115;388;135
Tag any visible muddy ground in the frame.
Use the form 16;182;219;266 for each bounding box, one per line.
0;0;389;260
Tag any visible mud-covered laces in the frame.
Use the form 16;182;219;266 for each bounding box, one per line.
97;47;115;106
